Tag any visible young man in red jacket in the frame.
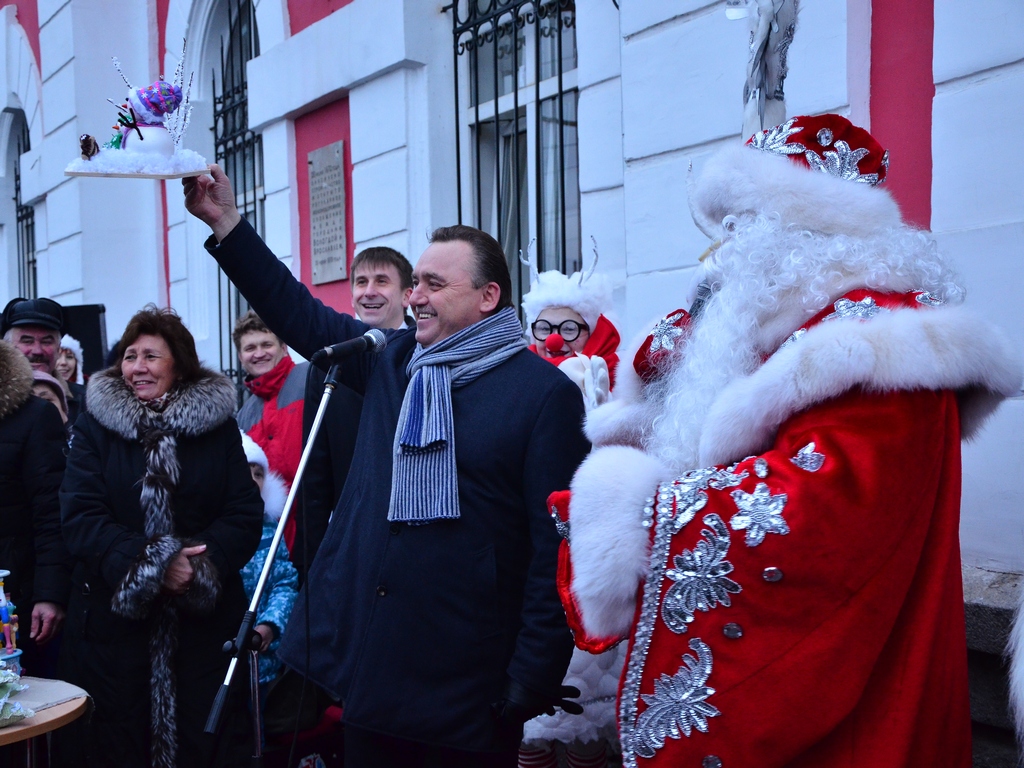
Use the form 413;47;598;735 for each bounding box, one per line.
235;311;308;548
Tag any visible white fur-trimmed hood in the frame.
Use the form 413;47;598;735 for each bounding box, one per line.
261;468;288;523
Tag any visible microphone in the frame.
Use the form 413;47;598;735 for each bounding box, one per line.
311;329;388;364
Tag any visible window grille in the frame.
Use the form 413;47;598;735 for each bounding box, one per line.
448;0;581;308
212;0;262;397
14;117;34;299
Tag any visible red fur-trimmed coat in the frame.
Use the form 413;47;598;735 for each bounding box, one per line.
555;289;1022;768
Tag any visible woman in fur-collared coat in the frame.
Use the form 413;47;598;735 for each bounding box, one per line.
56;306;263;768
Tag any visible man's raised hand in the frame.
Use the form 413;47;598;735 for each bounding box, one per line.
182;163;242;242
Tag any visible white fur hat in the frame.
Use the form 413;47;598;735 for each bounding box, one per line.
521;270;614;330
689;115;904;242
60;335;84;384
240;431;269;471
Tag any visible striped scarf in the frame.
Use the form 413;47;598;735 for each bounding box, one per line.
388;307;526;522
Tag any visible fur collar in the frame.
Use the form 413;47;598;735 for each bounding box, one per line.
698;303;1022;466
86;366;237;439
590;301;1022;468
0;341;33;421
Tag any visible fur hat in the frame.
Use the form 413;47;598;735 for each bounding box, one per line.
60;335;84;384
521;270;614;330
689;114;903;242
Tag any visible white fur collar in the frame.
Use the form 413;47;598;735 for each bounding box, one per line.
698;304;1021;466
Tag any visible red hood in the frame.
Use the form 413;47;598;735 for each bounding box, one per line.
528;314;621;389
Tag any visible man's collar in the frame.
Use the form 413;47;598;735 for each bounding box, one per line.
244;354;295;399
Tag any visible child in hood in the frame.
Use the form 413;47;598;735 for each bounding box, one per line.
239;431;299;689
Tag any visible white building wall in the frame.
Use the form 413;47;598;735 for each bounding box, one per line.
16;0;163;342
932;0;1024;572
589;0;849;338
246;0;455;271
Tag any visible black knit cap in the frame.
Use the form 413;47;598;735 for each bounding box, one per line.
1;297;64;336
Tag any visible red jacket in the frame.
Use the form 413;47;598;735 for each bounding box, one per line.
552;289;1022;768
238;355;307;550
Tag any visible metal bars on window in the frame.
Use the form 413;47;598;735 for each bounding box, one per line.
212;0;262;399
449;0;580;309
14;117;35;299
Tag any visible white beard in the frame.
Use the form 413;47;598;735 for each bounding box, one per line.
634;214;964;473
643;285;764;471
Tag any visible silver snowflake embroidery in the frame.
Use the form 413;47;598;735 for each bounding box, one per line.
649;312;687;353
915;291;944;307
790;442;825;472
632;638;720;759
663;514;741;634
656;467;749;535
823;296;886;322
730;483;789;547
748;117;806;156
550;505;570;542
804;139;880;185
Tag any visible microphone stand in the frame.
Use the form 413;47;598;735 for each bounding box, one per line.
205;362;345;764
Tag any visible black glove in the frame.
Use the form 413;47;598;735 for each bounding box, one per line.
490;678;583;725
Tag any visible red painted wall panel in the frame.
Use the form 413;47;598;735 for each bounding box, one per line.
294;98;355;315
869;0;934;229
289;0;355;35
1;1;38;70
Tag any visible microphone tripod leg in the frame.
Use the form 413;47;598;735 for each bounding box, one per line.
250;648;264;766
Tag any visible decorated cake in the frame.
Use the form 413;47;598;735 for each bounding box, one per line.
65;44;208;179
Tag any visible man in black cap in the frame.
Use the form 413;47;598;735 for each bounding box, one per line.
2;298;86;424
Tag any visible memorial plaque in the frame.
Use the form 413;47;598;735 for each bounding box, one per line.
308;140;347;284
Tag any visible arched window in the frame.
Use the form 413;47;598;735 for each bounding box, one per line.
8;111;33;298
212;0;262;391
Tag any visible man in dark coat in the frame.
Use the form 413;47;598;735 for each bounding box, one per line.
185;165;589;767
2;297;87;424
295;246;414;581
0;340;71;673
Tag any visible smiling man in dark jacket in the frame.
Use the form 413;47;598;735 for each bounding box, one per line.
185;165;589;768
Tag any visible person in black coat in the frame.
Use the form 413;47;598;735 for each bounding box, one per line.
2;297;86;425
185;166;590;768
295;246;414;582
56;306;263;768
0;340;71;674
